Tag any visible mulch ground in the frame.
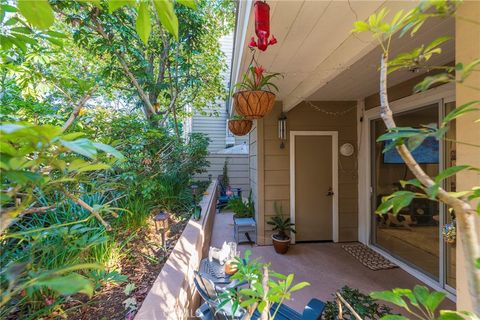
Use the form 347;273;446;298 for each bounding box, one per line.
66;214;189;320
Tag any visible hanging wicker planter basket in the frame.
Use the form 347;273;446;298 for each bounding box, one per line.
228;119;253;136
233;90;276;119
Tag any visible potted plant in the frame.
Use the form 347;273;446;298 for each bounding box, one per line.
226;191;255;219
267;202;295;254
228;115;253;136
233;65;281;119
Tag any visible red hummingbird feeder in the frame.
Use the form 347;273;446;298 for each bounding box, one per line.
249;1;277;52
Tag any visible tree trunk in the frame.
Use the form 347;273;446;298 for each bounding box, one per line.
261;265;270;320
89;10;157;119
379;53;480;312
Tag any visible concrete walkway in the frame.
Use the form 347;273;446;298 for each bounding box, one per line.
210;211;455;314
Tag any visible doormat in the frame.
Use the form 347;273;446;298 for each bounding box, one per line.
342;243;398;271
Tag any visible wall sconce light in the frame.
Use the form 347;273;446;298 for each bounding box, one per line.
278;112;287;149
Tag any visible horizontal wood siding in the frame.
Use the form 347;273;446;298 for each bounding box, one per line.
191;33;238;153
260;102;358;243
195;154;250;194
192;106;228;153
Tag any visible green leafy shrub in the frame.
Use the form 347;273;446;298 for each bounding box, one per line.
0;192;128;317
221;159;230;187
226;191;255;218
322;286;392;320
370;285;476;320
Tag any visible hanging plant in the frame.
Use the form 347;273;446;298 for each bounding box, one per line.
228;115;253;136
233;65;282;119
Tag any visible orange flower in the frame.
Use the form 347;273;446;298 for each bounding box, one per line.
253;65;264;87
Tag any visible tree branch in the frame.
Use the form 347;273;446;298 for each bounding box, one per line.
379;53;480;312
20;205;56;215
62;85;98;132
64;192;112;231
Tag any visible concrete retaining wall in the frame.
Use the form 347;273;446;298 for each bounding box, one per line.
135;180;218;320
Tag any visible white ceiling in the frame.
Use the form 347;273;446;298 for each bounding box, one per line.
308;16;455;101
235;0;454;111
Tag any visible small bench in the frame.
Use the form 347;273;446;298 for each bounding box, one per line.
234;217;256;244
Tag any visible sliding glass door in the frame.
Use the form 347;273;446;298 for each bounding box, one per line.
370;102;455;291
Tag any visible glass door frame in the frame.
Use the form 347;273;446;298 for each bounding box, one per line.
368;98;455;295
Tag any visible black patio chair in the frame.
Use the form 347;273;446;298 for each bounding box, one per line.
194;271;247;320
194;269;325;320
251;299;325;320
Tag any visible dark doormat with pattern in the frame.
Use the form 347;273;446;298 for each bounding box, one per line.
342;243;398;271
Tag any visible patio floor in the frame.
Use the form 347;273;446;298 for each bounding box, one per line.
209;211;455;314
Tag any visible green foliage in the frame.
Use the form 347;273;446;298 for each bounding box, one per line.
17;0;54;30
226;191;255;219
153;0;179;40
375;124;479;215
221;159;230;187
0;123;123;231
0;192;137;317
49;0;234;121
322;286;392;320
442;101;480;126
370;285;479;320
136;2;152;44
266;202;295;239
218;250;310;319
377;126;446;153
234;65;282;93
388;36;451;74
1;1;216;317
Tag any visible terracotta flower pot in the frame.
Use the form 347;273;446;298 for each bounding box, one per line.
228;119;253;136
233;90;276;119
271;234;291;254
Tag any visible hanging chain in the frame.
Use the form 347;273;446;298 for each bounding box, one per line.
305;100;356;117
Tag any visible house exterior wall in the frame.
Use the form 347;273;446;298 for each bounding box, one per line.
249;113;266;243
191;106;228;153
455;1;480;312
250;101;358;245
195;154;250;194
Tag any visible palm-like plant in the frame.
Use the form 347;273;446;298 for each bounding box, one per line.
267;203;295;240
234;65;282;93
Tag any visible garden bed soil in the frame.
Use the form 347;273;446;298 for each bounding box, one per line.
66;215;189;320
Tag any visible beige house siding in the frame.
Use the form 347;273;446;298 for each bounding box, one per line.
191;107;228;152
249;115;267;244
251;101;358;245
455;1;480;311
190;33;248;151
195;154;250;194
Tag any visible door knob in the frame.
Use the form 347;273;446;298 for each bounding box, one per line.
326;187;334;196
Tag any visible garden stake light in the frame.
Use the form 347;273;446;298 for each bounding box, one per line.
153;210;169;247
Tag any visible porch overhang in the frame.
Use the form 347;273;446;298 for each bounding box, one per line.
230;0;453;112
